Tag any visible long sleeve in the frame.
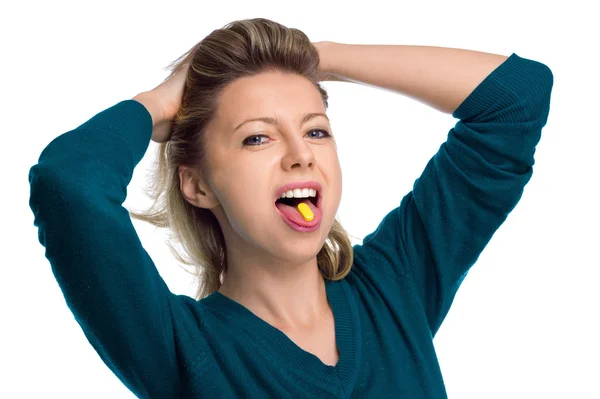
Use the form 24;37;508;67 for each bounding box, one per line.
28;100;181;398
352;53;554;336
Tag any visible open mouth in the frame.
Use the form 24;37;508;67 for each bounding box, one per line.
274;190;322;231
275;191;323;233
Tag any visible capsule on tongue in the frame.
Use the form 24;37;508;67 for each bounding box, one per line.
297;202;314;221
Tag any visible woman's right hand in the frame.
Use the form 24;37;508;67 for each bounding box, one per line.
133;61;191;143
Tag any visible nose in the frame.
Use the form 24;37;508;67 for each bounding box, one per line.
281;134;316;171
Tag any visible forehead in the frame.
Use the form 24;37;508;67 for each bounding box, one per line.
214;71;325;125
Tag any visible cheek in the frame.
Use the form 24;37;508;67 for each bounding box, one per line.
221;187;266;224
218;181;274;241
221;199;269;247
327;157;343;204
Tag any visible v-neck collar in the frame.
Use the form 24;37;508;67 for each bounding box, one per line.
203;277;361;396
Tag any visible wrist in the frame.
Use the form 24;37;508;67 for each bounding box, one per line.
313;41;346;82
132;91;164;126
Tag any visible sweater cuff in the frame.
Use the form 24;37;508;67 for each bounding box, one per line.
77;99;153;165
452;52;554;121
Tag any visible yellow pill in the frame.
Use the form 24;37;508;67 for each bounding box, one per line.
297;203;314;222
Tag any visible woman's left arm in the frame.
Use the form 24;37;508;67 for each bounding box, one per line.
313;41;509;114
318;40;554;336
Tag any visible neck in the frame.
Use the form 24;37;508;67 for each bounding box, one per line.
218;258;330;331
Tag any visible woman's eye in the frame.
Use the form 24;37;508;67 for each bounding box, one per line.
307;129;331;139
242;134;269;146
243;129;331;147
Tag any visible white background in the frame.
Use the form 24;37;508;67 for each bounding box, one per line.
2;0;599;397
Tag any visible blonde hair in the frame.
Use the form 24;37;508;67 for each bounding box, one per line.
128;18;354;301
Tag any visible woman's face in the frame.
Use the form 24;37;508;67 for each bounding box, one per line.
191;70;342;264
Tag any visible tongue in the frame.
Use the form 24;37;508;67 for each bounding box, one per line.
275;198;318;226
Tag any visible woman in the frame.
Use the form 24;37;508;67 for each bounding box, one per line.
28;17;553;398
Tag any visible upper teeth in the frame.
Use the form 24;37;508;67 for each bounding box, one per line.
280;188;317;198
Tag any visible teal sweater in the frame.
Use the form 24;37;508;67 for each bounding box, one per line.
29;53;553;398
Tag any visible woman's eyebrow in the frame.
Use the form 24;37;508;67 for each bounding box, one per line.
233;113;329;132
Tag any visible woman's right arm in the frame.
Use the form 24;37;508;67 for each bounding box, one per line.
28;99;181;398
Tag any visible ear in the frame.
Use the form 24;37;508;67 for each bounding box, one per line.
178;165;220;209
